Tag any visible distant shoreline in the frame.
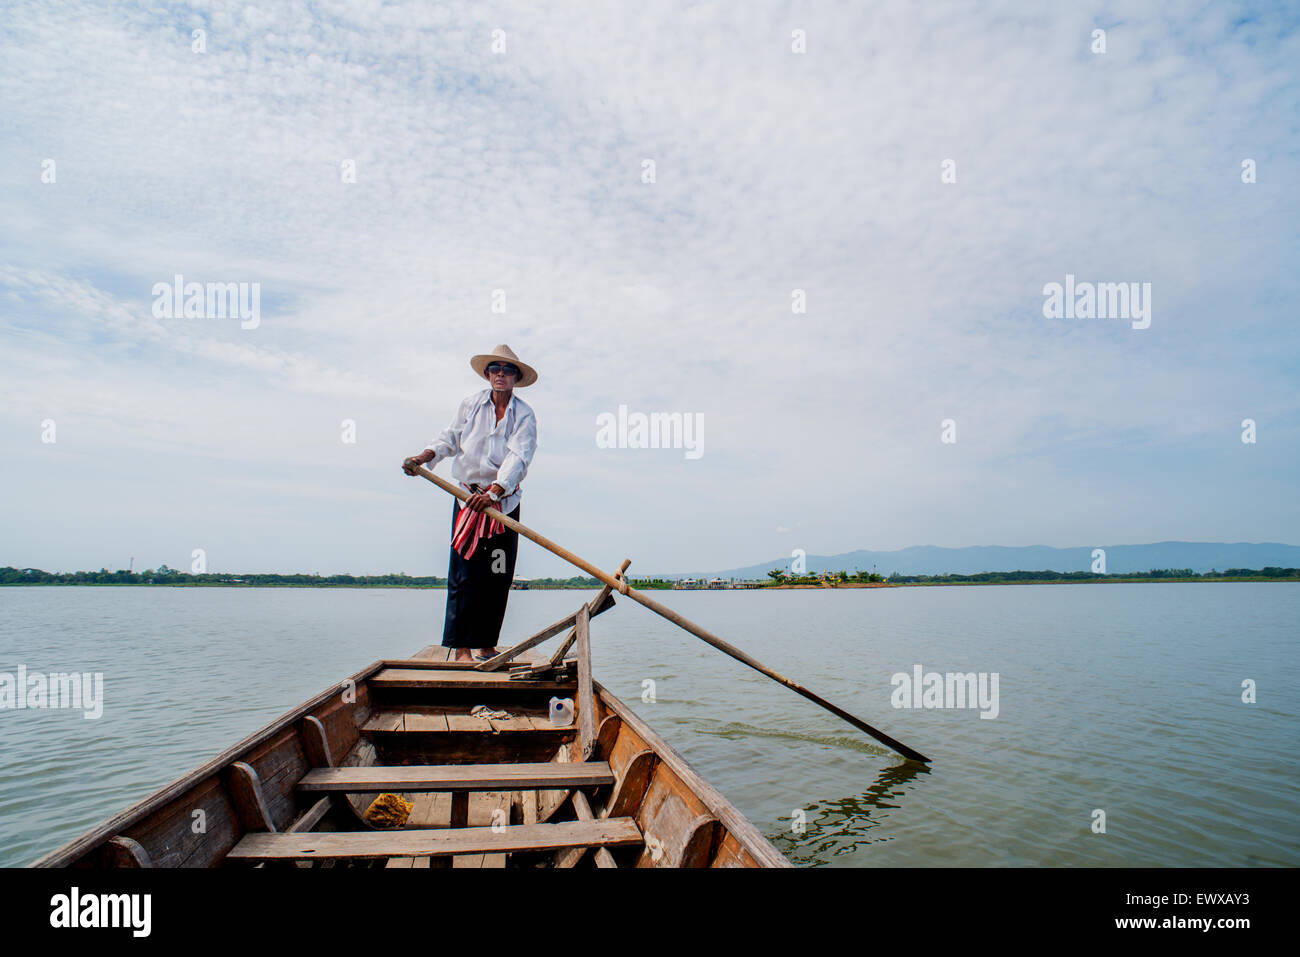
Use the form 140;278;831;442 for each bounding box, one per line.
2;576;1296;589
5;564;1297;589
754;577;1300;587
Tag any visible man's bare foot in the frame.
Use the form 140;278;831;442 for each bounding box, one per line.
474;647;499;659
453;648;474;662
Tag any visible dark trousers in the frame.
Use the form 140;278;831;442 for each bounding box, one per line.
441;498;520;648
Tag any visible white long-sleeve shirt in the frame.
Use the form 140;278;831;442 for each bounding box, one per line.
424;389;538;515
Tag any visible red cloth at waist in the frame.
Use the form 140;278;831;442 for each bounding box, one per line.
451;484;504;559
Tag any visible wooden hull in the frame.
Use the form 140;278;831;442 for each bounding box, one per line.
32;645;789;868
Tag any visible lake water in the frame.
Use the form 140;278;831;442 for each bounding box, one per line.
1;584;1296;867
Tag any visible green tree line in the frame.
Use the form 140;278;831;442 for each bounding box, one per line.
0;566;448;587
4;565;1296;588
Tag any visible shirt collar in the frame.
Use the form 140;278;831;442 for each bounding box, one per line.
476;389;516;414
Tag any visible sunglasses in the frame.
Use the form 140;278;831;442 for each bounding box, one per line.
486;363;520;376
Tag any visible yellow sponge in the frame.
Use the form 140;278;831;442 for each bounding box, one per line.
364;793;413;828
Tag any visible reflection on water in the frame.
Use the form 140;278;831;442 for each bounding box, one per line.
768;763;931;866
697;720;894;757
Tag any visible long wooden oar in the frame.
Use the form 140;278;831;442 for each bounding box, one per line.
411;465;930;764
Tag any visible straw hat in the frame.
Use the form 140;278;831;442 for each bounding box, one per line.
470;343;538;387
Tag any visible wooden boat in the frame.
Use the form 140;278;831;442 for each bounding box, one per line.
32;580;790;868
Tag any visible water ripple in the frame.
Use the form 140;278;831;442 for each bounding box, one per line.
2;583;1298;867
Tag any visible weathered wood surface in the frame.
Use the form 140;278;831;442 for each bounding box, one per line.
709;830;754;868
301;715;335;768
287;797;332;834
472;713;536;732
449;792;469;829
575;791;618;868
32;659;384;867
410;646;543;664
229;762;278;833
681;814;722;868
104;836;153;868
322;739;390;832
476;591;616;672
406;792;448;828
361;711;405;732
370;668;575;691
473;611;578;671
452;791;513;868
575;604;596;760
593;714;621;759
514;656;577;674
594;681;789;868
535;742;573;824
603;748;656;820
635;767;714;868
298;762;614;792
402;792;451;868
555;791;617;869
381;655;546;671
401;712;452;732
227;818;644;862
509;658;577;682
548;560;631;667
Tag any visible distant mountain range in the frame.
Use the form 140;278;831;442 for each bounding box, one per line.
694;542;1300;579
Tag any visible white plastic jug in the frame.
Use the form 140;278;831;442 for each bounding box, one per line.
549;696;574;727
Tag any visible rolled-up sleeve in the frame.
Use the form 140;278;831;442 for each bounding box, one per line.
425;396;472;464
493;407;537;495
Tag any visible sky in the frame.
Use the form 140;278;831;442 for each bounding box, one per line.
1;1;1297;579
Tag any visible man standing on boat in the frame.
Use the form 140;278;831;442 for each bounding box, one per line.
402;345;539;662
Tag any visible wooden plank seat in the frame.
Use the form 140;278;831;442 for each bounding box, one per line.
227;818;643;862
369;668;575;691
296;761;614;793
360;711;565;733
